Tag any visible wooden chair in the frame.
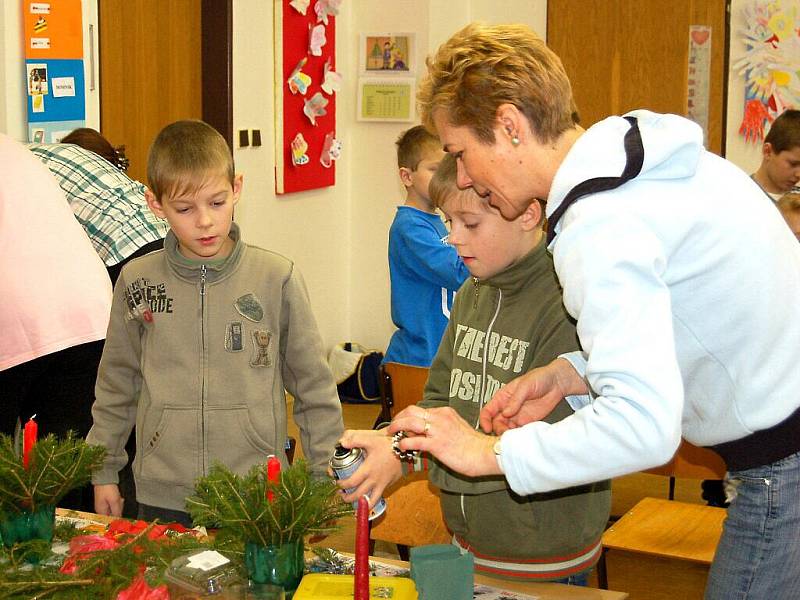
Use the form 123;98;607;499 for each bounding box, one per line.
373;362;430;428
369;471;451;560
597;440;728;591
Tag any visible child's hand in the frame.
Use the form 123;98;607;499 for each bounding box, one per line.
337;429;403;510
94;484;124;517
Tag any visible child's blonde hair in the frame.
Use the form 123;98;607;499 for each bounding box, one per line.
396;125;440;170
778;191;800;212
429;153;474;209
418;23;575;145
147;120;234;200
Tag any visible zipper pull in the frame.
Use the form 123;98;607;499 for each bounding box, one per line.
200;264;207;296
473;277;480;309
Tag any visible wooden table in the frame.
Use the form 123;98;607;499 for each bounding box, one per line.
56;510;628;599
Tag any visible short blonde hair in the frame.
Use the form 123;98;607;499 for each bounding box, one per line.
396;125;440;170
418;23;575;145
778;191;800;214
429;153;473;209
147;120;234;199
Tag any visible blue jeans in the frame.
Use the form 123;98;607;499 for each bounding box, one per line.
552;570;589;586
705;450;800;599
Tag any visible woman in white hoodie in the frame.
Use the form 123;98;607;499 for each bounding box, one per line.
388;23;800;600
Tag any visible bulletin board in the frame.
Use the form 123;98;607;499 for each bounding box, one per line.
23;0;86;142
274;0;341;194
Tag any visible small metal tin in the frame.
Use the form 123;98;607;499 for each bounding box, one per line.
330;444;387;520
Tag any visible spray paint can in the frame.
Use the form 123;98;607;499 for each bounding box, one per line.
330;444;387;520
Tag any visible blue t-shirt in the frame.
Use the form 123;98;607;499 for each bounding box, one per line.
385;206;469;366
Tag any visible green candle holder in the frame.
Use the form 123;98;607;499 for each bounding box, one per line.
0;504;56;563
244;539;304;598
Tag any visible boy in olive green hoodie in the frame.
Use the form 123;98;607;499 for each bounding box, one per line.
338;154;610;584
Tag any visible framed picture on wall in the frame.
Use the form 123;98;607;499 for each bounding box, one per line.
360;33;414;74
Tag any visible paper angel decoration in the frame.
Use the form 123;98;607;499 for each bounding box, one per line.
303;93;328;126
320;132;342;168
315;0;341;25
288;57;312;95
290;0;310;15
309;24;326;56
291;133;310;166
321;58;342;95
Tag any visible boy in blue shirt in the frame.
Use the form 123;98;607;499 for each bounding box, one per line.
384;126;469;367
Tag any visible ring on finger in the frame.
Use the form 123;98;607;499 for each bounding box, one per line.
423;421;431;434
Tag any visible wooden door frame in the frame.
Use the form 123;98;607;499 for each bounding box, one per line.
201;0;233;150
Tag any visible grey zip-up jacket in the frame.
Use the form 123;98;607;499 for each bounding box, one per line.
420;240;611;580
87;224;343;511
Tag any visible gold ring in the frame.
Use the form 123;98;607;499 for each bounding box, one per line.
424;421;431;434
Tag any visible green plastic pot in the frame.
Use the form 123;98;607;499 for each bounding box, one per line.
244;539;304;597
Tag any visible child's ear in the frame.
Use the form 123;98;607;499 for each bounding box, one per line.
398;167;413;187
232;174;244;205
520;199;545;231
145;189;167;219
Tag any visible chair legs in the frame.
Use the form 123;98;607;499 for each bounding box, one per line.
597;547;609;590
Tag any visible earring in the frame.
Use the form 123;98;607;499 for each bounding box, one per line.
511;135;520;146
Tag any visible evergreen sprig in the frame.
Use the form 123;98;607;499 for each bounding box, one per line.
0;431;106;520
0;523;213;599
186;459;353;547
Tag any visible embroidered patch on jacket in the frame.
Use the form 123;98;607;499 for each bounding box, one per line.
225;321;244;352
235;293;264;322
123;277;174;323
250;330;272;367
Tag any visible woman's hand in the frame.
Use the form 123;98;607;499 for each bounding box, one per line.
480;357;587;434
387;406;502;477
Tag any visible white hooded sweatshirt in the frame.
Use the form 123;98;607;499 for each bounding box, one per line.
500;110;800;495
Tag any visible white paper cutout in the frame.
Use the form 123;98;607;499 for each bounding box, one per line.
289;0;310;15
287;57;312;95
303;92;328;126
320;132;342;168
315;0;341;25
291;133;310;166
321;57;342;95
309;24;326;56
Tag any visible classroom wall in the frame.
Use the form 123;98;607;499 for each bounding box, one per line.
0;0;541;356
230;0;546;354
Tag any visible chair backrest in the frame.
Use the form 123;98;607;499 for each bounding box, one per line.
369;472;451;548
375;362;430;426
644;439;726;480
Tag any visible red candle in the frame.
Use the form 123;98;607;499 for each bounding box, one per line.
23;415;38;469
266;455;281;502
354;495;370;600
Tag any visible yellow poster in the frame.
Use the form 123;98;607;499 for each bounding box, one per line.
357;78;415;122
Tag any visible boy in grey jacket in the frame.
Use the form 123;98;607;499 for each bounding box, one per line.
88;120;343;525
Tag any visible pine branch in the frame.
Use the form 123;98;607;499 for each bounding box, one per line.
186;460;353;547
0;432;105;519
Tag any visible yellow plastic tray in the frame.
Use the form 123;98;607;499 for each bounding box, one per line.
293;573;418;599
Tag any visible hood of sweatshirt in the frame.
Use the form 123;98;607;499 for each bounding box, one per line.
546;110;704;243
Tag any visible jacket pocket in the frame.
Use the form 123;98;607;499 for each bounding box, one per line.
138;407;199;486
206;406;277;475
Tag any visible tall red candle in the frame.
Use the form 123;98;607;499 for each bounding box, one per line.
23;415;38;469
354;495;370;600
266;455;281;502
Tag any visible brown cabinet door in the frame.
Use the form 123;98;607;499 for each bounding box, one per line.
547;0;727;155
99;0;202;184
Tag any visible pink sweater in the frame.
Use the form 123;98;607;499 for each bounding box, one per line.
0;134;111;371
